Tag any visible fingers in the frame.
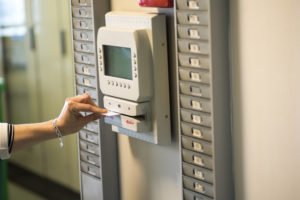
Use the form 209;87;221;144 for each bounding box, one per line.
81;113;100;124
66;93;97;106
80;93;97;106
85;96;97;106
68;101;107;115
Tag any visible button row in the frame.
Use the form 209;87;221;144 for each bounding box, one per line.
107;80;131;89
98;49;103;72
133;53;138;78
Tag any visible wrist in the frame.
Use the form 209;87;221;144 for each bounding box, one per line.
52;118;64;148
55;118;64;133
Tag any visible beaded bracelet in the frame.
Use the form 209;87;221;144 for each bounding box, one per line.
52;119;64;148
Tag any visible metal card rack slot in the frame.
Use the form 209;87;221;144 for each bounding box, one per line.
70;0;119;199
175;0;234;199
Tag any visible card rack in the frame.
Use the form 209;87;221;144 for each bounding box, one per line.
175;0;234;199
70;0;119;199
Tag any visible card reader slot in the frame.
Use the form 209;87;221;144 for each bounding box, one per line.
105;113;152;132
108;112;145;119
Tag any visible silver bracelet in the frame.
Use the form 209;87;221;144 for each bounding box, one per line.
52;118;64;148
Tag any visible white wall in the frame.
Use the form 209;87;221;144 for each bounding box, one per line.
230;0;300;199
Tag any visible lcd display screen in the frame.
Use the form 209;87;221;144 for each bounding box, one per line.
103;45;132;80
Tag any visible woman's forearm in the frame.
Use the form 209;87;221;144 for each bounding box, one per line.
12;94;107;151
0;94;107;160
13;121;58;150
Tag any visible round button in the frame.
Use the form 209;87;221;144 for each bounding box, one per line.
134;60;137;65
116;82;119;86
128;84;131;89
133;53;137;58
111;81;114;86
134;67;137;71
118;104;121;108
134;73;138;78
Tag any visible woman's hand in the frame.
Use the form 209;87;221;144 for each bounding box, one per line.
56;93;107;135
11;93;106;151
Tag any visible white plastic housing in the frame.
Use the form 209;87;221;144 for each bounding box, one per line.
97;12;171;145
103;96;150;116
98;27;152;102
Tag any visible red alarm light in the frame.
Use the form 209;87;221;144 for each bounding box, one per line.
139;0;173;8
